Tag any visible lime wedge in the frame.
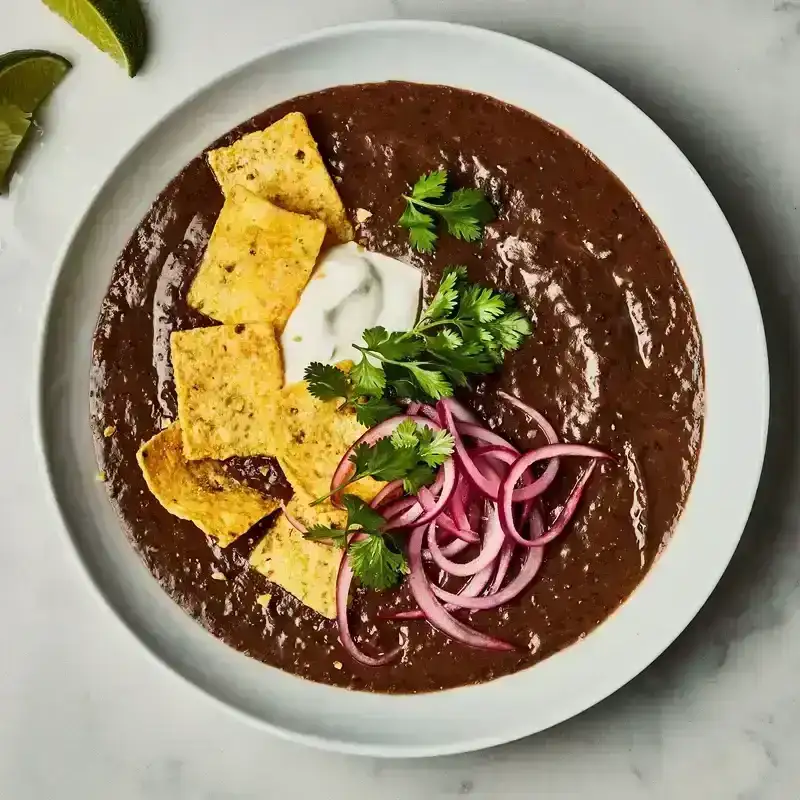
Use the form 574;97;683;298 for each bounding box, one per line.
41;0;147;77
0;50;71;114
0;104;33;192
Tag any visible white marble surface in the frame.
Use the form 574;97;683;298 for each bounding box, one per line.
2;0;799;797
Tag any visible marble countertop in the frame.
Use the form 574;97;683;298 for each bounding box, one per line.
2;1;799;797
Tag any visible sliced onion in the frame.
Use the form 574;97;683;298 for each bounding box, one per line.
280;501;307;535
406;401;421;416
449;474;473;532
369;480;404;509
441;401;503;499
496;391;561;501
456;422;519;452
439;397;479;425
497;390;559;443
427;502;506;577
434;510;546;611
498;444;609;546
424;535;470;561
435;510;479;543
529;461;599;546
489;540;515;594
335;533;403;666
412;461;457;526
419;404;439;421
407;525;516;651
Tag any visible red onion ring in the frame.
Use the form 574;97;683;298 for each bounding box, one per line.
369;479;404;509
280;502;307;535
439;397;480;425
407;525;516;651
456;422;519;452
433;510;546;610
335;533;403;666
412;462;457;526
498;444;609;546
489;539;515;594
427;503;506;577
528;461;599;546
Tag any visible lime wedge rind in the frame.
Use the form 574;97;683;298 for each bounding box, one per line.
0;50;71;113
0;104;33;193
42;0;147;77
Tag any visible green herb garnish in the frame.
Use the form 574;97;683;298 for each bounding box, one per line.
305;266;532;406
310;421;451;506
399;170;495;253
305;495;408;590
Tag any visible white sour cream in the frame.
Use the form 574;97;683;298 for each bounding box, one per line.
281;242;422;384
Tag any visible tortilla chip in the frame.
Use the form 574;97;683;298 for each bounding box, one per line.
249;494;346;618
266;378;382;503
187;185;326;328
137;423;279;547
208;112;352;243
171;323;283;460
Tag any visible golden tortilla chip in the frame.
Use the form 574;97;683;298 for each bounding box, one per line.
207;112;353;243
267;378;382;503
187;185;326;328
249;494;346;618
171;323;283;460
137;423;279;547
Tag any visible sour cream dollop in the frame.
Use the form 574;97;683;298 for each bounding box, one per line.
281;242;422;384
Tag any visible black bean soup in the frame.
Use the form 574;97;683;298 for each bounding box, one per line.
90;82;703;693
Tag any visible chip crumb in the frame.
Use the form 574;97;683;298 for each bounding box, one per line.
334;175;343;184
258;466;270;476
354;208;372;223
211;570;227;581
333;660;343;670
257;593;272;607
95;470;106;482
103;425;116;438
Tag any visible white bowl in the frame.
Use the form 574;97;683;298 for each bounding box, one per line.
36;20;768;757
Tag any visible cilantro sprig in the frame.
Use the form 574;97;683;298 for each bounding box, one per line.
304;495;408;590
311;421;453;505
399;170;495;253
304;265;532;406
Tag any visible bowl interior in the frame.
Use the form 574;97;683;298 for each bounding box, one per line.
37;21;768;757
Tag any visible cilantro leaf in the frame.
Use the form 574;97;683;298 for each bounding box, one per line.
409;225;438;254
304;525;348;547
362;327;424;361
399;203;437;253
304;362;352;401
348;535;408;590
438;188;496;242
351;354;386;397
416;427;455;467
350;438;421;482
341;494;386;532
485;310;534;351
410;170;448;200
418;266;466;325
402;463;437;494
458;284;508;322
400;172;494;253
382;363;428;401
390;419;420;449
406;365;453;400
355;396;401;427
